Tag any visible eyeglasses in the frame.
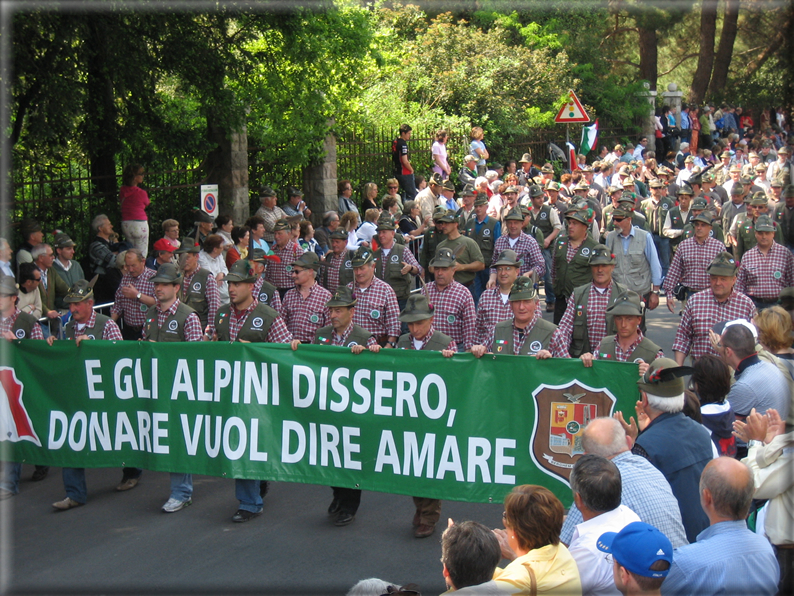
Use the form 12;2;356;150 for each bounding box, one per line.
612;217;627;223
388;185;398;189
31;277;42;282
290;268;306;275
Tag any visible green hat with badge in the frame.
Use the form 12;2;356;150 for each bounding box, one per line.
677;186;694;196
226;259;258;283
648;179;664;189
63;278;96;303
541;165;555;174
53;233;75;249
691;197;709;210
150;262;183;284
289;251;321;271
193;209;214;224
432;206;449;221
461;185;476;197
565;208;592;226
0;275;18;296
473;192;489;207
545;181;561;192
750;192;769;207
691;212;714;226
429;247;456;268
493;249;521;267
174;238;201;254
528;185;544;198
588;244;616;265
637;358;694;398
730;184;745;196
399;293;435;323
707;252;738;276
519;153;533;164
611;207;632;219
435;209;458;224
606;290;644;316
773;180;787;190
754;214;776;232
272;219;292;232
351;246;375;267
782;184;794;197
250;247;276;263
504;207;525;221
376;216;397;231
608;185;623;194
441;179;455;193
574;180;590;191
508;275;539;301
326;286;357;308
330;229;348;240
618;193;636;207
429;173;444;187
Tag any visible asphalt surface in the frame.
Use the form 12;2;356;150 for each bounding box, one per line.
1;305;680;596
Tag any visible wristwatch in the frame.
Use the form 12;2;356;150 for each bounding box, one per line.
136;292;142;301
387;340;397;348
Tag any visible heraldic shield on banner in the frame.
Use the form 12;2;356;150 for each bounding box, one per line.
530;381;616;486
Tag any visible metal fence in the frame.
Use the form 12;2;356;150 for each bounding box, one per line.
9;122;640;257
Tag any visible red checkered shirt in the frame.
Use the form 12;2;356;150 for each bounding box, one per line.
402;327;457;351
322;252;347;295
736;242;794;300
663;236;726;295
183;267;220;333
279;283;332;343
348;277;401;338
550;282;613;359
111;267;156;327
421;281;477;350
253;275;282;311
490;233;545;278
266;241;305;290
475;288;513;345
227;299;292;343
72;311;123;341
150;299;203;341
672;289;757;359
593;332;664;362
0;309;44;339
326;323;377;348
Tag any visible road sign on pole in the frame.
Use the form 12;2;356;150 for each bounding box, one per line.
554;90;590;123
200;184;219;218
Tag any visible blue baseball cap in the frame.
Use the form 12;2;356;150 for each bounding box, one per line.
596;522;673;578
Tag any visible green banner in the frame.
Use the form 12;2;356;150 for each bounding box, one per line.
1;341;640;506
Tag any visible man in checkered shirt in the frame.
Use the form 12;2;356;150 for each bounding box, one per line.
140;264;202;513
475;249;519;345
672;252;756;364
319;229;356;295
110;248;156;341
421;247;476;351
174;240;220;336
550;245;628;359
735;214;794;310
346;246;401;347
664;212;726;314
265;219;304;299
0;275;43;341
254;185;287;244
213;259;295;523
279;252;331;344
251;249;282;311
487;206;545;288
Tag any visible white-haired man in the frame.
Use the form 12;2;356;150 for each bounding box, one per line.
615;358;714;544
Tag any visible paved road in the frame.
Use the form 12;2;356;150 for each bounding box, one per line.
2;305;680;596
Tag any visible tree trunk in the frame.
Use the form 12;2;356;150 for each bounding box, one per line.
638;27;658;91
206;118;249;226
84;16;120;213
689;0;718;104
708;0;740;97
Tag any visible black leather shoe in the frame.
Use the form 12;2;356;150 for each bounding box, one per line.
259;481;270;498
32;466;49;481
334;512;355;526
232;509;262;523
327;499;341;516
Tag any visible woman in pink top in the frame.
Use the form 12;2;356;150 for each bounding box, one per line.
120;163;151;256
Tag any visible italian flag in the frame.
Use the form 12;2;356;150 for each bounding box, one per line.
580;120;599;155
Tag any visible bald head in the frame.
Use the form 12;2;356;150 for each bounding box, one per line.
581;417;629;458
700;457;754;521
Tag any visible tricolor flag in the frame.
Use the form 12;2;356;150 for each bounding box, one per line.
0;367;41;446
580;120;599;155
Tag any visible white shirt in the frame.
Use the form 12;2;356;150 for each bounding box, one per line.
198;251;229;305
568;504;641;596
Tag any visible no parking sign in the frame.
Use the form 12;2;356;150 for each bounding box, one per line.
200;184;219;218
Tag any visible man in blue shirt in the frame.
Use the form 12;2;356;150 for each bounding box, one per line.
662;457;780;596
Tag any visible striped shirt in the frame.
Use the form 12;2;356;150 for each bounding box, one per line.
111;267;156;327
321;252;347;295
421;281;477;350
279;283;332;344
255;205;288;244
663;236;726;295
735;242;794;300
672;289;756;359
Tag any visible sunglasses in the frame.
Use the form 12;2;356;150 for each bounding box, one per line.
612;217;627;223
